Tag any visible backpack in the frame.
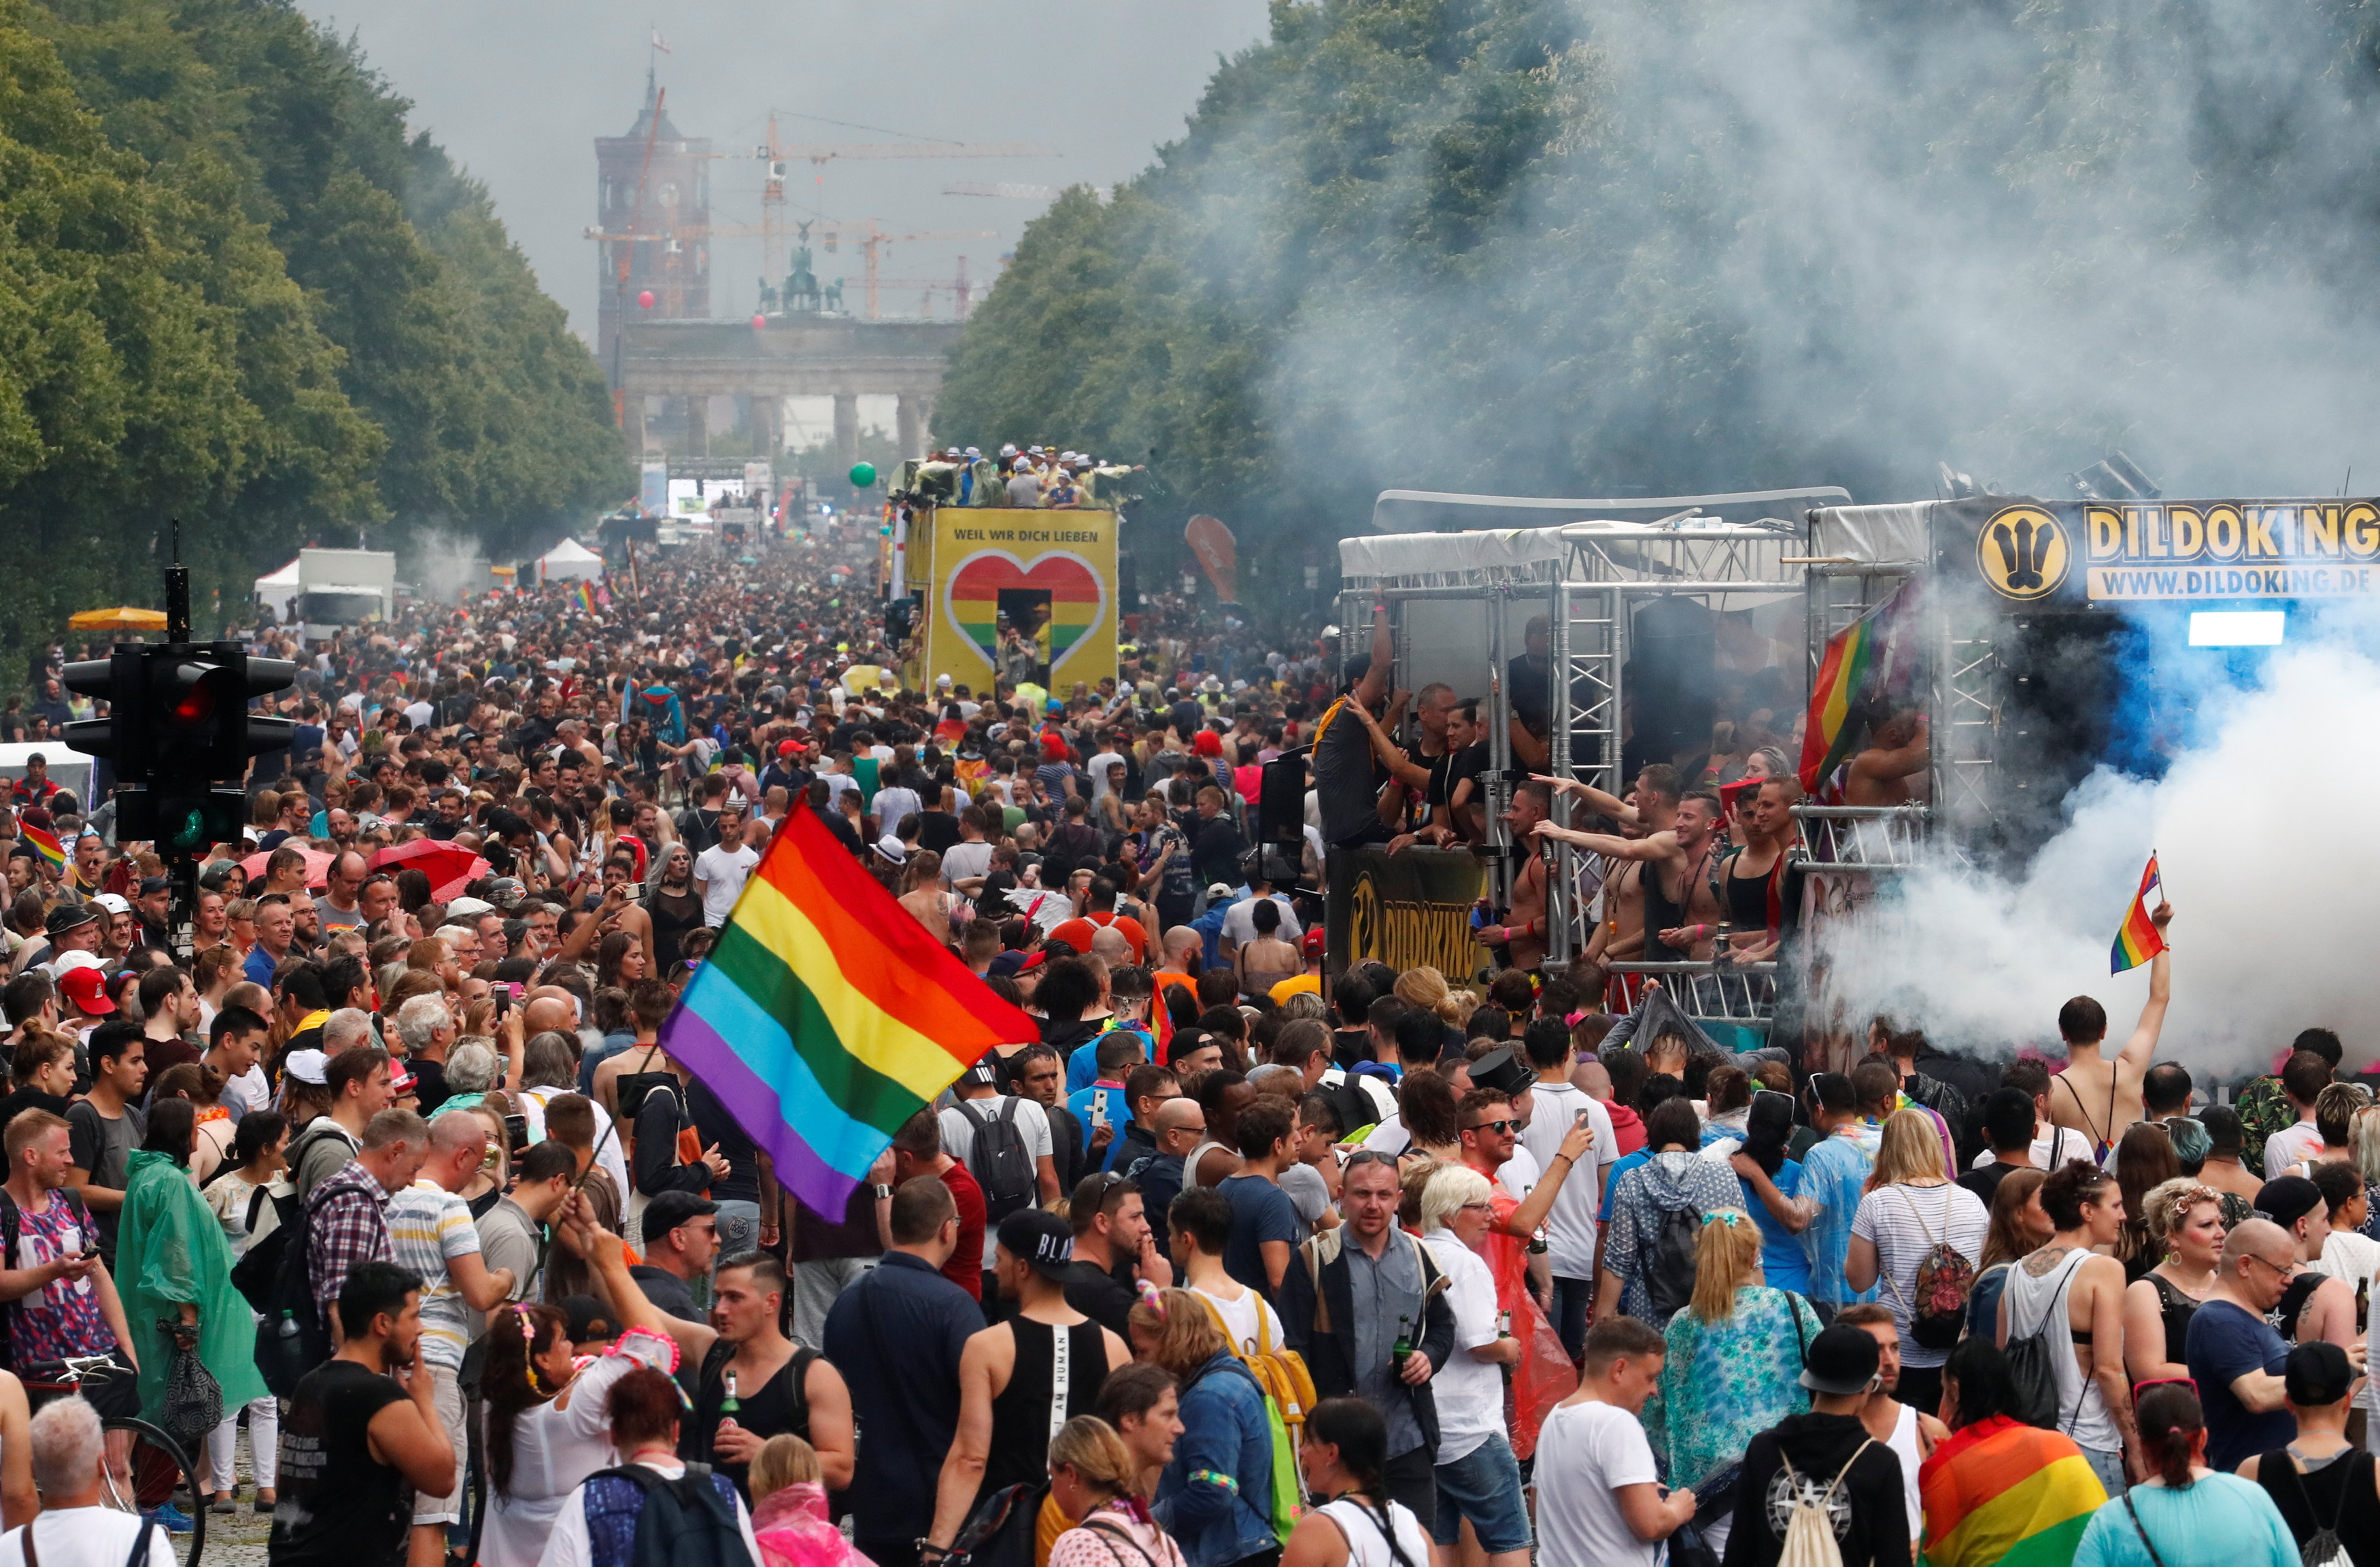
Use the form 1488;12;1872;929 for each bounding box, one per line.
957;1098;1038;1220
0;1187;94;1373
231;1124;350;1396
583;1462;758;1567
1886;1185;1976;1351
1643;1201;1703;1323
2004;1256;2081;1430
1774;1438;1876;1567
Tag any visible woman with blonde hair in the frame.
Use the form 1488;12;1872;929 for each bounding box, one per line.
1658;1209;1820;1553
750;1432;875;1567
1048;1415;1187;1567
2123;1179;2226;1386
1416;1166;1527;1566
1391;966;1465;1028
1844;1106;1989;1417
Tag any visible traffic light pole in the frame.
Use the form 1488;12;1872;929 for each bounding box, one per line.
67;526;297;958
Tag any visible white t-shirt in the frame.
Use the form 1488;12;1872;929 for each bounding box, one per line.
1970;1124;2103;1173
1849;1181;1990;1368
1534;1398;1661;1567
1086;751;1127;801
1219;894;1303;947
1523;1083;1619;1279
938;1096;1055;1166
2265;1119;2323;1179
0;1508;172;1566
693;841;760;926
1193;1281;1286;1358
1422;1229;1506;1463
942;840;995;886
1361;1115;1410;1155
873;785;923;842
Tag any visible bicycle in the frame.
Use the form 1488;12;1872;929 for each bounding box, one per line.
18;1353;207;1566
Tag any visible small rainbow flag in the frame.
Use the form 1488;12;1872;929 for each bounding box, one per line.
18;824;63;876
573;580;598;614
655;805;1038;1211
2110;852;2166;973
1799;576;1924;794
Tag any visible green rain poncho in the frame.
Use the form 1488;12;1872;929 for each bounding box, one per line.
116;1147;267;1422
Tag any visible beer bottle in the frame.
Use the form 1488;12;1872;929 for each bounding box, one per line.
2358;1277;2370;1335
720;1368;742;1419
1392;1314;1413;1368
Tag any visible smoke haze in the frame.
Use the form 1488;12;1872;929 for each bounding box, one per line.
1816;607;2380;1074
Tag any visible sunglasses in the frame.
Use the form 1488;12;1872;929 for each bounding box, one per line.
1465;1119;1517;1135
2132;1375;2197;1405
1343;1149;1401;1170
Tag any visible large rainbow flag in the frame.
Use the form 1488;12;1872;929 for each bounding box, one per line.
1799;575;1924;794
2110;852;2166;973
655;805;1038;1211
1918;1415;2105;1567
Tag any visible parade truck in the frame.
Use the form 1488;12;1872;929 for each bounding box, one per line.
886;458;1132;696
253;547;398;643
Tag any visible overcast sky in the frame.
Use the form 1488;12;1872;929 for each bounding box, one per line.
299;0;1272;341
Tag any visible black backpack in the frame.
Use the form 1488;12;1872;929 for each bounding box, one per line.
230;1126;349;1396
2005;1260;2079;1430
0;1187;95;1373
957;1098;1038;1220
582;1462;757;1567
1642;1201;1704;1324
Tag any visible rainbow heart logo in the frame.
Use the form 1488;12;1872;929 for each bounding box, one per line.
944;549;1107;675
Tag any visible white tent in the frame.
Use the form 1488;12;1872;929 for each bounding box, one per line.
254;557;301;604
534;538;604;583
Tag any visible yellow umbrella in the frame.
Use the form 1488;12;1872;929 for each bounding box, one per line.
69;607;167;630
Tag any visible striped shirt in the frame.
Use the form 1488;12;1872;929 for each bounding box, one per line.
386;1179;484;1370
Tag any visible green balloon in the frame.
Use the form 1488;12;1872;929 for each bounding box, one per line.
849;461;877;487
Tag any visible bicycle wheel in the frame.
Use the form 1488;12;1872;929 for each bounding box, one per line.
100;1415;207;1566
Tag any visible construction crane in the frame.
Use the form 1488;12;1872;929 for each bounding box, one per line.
944;180;1111;202
727;114;1055;292
870;257;979;320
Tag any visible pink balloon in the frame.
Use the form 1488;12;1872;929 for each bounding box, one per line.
751;314;766;329
637;290;655;309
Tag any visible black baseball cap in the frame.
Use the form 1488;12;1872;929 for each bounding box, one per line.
997;1207;1074;1279
2285;1340;2358;1407
1799;1324;1882;1396
2256;1175;2325;1233
43;904;98;939
642;1191;719;1239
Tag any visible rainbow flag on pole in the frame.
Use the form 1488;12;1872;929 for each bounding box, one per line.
655;806;1038;1212
2110;852;2166;973
1918;1415;2105;1567
18;824;63;877
1799;576;1924;794
573;580;598;615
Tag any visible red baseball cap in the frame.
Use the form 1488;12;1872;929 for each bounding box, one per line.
1302;929;1325;958
778;739;798;757
58;965;113;1015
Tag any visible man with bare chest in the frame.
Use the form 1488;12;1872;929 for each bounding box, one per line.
1476;780;1553;972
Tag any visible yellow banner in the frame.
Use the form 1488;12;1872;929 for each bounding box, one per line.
915;507;1118;698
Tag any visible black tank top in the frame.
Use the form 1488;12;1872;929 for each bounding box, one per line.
2275;1273;2327;1342
2254;1447;2380;1567
1724;854;1773;932
983;1317;1109;1500
1642;852;1693;962
2146;1273;2201;1364
648;888;704;971
267;1358;409;1564
688;1340;813;1500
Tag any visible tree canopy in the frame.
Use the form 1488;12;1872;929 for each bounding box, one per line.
938;0;2380;598
0;0;623;668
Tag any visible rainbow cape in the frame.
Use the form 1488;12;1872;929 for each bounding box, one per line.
1918;1415;2105;1567
1799;575;1924;794
18;824;62;875
2111;852;2166;973
653;805;1038;1212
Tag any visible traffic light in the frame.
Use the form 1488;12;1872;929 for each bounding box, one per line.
63;643;296;858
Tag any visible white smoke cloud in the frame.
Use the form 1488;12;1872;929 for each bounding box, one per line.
403;527;493;607
1814;610;2380;1074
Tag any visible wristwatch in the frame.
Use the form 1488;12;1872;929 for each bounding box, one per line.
872;1183;894;1200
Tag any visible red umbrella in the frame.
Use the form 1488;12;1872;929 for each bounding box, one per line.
240;845;334;890
368;839;491;903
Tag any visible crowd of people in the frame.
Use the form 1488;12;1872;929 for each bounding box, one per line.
0;534;2366;1567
